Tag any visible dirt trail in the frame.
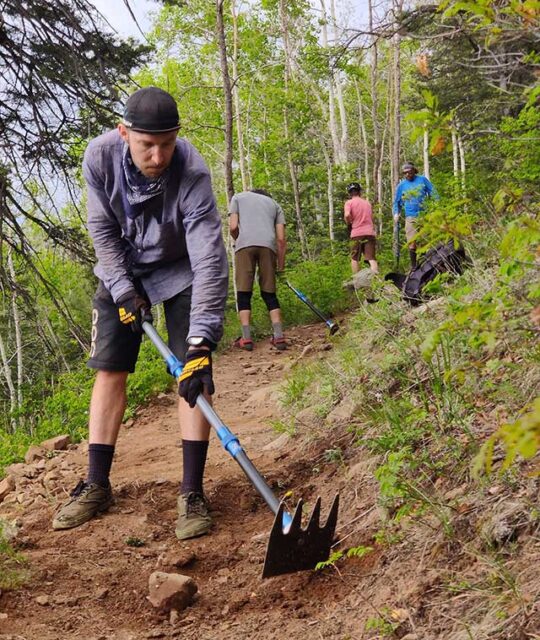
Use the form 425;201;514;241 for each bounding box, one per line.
1;322;373;640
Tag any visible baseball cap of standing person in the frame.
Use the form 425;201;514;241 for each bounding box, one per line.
123;87;180;133
402;162;417;173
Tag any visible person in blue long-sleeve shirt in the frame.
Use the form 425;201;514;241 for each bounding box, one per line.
393;162;437;268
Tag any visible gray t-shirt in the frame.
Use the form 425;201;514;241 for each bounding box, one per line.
229;191;285;253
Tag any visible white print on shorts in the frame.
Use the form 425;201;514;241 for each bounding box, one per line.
89;308;99;358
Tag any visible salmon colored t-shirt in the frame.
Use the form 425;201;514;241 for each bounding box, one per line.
344;196;375;238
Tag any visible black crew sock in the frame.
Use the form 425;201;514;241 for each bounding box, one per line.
180;439;209;495
87;444;115;487
409;249;417;269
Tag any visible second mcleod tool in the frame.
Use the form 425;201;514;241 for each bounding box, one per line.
142;321;339;579
285;281;339;335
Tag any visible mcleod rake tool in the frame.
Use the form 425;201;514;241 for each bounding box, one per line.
142;321;339;578
285;281;339;335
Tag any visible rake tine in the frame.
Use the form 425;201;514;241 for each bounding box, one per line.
290;498;304;531
268;501;286;537
307;496;322;530
322;493;340;535
262;494;341;578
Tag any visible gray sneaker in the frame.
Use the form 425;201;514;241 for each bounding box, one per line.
52;480;113;530
175;492;212;540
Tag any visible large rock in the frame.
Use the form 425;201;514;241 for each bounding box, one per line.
40;434;71;451
24;445;48;464
7;463;39;480
343;268;375;291
0;475;15;503
326;395;363;424
147;572;197;612
261;432;291;452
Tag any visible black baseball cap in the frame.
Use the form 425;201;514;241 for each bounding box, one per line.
123;87;180;133
346;182;362;193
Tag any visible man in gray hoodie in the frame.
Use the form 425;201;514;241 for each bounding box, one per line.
52;87;228;541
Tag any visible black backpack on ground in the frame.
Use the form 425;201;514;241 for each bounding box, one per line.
385;241;468;306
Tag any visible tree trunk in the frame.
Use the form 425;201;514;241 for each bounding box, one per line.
319;0;341;165
7;250;22;407
330;0;348;164
230;0;249;191
216;0;235;201
368;0;381;205
423;124;430;180
318;134;335;244
354;78;370;197
457;132;466;194
279;0;309;259
0;328;16;430
451;127;459;181
391;0;403;200
43;314;71;372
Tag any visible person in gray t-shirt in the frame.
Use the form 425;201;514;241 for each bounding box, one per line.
229;189;287;351
52;87;228;541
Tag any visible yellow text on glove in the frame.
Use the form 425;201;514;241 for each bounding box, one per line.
179;356;210;382
118;307;136;325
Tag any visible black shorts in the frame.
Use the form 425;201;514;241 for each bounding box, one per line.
88;281;191;373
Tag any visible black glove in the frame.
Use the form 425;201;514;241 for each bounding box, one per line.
117;290;152;334
178;349;214;408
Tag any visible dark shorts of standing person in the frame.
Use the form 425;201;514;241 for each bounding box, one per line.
235;246;277;293
88;280;191;373
350;236;376;261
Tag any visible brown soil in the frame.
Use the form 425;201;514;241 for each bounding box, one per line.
0;323;365;640
1;320;539;640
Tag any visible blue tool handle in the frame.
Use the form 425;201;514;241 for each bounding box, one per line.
141;321;293;532
286;281;334;329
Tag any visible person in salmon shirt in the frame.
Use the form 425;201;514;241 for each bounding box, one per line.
344;182;378;274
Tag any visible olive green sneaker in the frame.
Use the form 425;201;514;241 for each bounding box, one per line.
175;492;212;540
52;480;113;530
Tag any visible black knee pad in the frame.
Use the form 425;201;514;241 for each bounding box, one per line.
237;290;253;311
260;290;280;311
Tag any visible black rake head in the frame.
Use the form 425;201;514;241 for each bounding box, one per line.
329;322;340;335
262;494;340;579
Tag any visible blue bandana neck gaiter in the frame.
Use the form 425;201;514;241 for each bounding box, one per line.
121;144;170;219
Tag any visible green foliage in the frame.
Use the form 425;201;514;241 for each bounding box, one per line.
125;536;146;547
475;397;540;475
315;545;373;570
0;522;28;590
414;197;477;253
364;612;399;636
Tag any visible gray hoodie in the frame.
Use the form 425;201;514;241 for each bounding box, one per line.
83;130;228;344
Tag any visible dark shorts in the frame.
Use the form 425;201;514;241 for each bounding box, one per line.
351;236;376;261
88;281;191;373
235;246;277;292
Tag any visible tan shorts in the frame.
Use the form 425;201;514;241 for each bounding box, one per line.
235;246;277;292
405;217;418;243
351;236;376;261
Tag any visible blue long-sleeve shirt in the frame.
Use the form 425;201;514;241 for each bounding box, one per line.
83;130;229;345
393;175;437;217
